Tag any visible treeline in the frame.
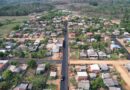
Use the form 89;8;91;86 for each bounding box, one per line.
69;0;130;18
0;3;54;16
0;0;50;5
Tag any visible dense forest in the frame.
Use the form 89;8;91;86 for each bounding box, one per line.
1;0;130;17
0;0;50;5
0;3;54;16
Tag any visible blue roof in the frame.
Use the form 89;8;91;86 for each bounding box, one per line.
111;44;121;48
125;38;130;41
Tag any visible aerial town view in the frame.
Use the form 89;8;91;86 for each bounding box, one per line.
0;0;130;90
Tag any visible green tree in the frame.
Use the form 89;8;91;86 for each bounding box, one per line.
27;59;37;68
0;81;10;90
0;52;7;58
13;24;20;30
2;70;13;80
94;34;101;41
91;77;105;90
10;61;19;66
27;75;46;90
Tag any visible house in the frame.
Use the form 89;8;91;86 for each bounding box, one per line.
112;30;120;36
50;71;57;78
5;44;13;51
123;32;129;37
87;49;98;59
34;39;40;46
19;64;28;71
86;32;93;36
8;65;16;72
89;64;100;73
8;65;21;73
36;64;46;74
28;84;33;90
80;50;87;58
79;65;87;71
78;80;90;90
0;49;6;53
123;38;130;45
87;38;97;42
69;32;76;39
51;32;57;37
109;87;121;90
89;73;97;79
98;51;107;59
101;73;111;79
14;83;28;90
0;60;9;72
103;78;119;87
110;44;121;51
104;36;110;42
76;72;88;81
99;64;109;71
125;63;130;71
52;45;60;53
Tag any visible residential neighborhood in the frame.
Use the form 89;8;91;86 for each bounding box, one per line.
0;7;130;90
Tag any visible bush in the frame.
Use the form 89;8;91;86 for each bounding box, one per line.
27;59;37;68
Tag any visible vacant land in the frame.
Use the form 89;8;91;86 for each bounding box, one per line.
0;16;28;37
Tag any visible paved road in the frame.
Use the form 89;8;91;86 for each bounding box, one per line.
60;21;69;90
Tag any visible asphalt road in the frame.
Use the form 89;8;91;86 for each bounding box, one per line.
60;21;69;90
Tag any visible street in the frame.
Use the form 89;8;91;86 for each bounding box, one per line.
60;21;69;90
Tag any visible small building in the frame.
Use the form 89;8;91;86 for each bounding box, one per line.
87;49;98;59
89;64;100;73
34;39;40;46
0;49;6;53
89;73;97;79
76;72;88;81
109;87;121;90
103;78;119;87
19;64;28;71
36;64;46;74
14;83;28;90
125;63;130;71
79;65;87;71
101;73;111;79
8;65;21;73
80;51;87;58
78;80;90;90
99;64;109;71
110;44;121;51
0;60;9;72
87;38;97;42
69;32;76;39
50;71;57;78
98;51;107;60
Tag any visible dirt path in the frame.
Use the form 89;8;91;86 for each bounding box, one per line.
114;65;130;89
117;38;130;53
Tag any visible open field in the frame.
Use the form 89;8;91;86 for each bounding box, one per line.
0;16;28;37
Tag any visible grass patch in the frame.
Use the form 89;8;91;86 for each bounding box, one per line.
0;16;28;37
